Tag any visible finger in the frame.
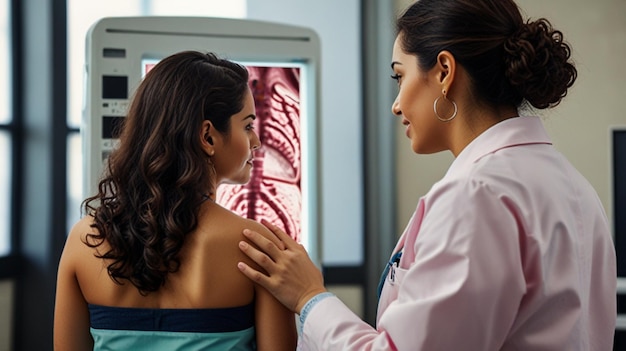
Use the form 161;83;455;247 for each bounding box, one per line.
242;229;285;258
252;223;286;250
237;261;273;288
261;220;298;248
238;238;280;272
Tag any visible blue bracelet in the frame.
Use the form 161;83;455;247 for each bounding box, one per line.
298;292;335;334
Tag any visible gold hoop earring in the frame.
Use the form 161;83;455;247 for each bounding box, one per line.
433;95;458;122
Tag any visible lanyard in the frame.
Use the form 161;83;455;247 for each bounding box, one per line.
376;250;403;300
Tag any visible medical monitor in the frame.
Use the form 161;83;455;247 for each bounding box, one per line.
83;16;320;259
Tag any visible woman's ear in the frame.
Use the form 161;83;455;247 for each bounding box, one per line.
200;120;215;156
436;50;456;95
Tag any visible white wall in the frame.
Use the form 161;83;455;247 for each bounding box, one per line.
394;0;626;235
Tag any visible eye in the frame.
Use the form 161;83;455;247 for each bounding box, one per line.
390;73;401;81
245;123;255;131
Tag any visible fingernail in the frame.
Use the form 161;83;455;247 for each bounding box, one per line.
239;241;248;249
243;229;250;236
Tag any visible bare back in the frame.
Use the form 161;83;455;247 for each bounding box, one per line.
55;200;296;350
75;201;258;308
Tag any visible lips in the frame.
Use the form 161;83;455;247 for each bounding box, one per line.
402;119;410;137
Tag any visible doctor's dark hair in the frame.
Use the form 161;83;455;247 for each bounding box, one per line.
82;51;249;294
396;0;577;109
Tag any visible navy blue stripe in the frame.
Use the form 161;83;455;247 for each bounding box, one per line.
88;303;255;333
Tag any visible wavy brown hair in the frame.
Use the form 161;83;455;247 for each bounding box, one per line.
397;0;577;110
82;51;249;294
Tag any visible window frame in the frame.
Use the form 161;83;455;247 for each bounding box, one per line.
0;0;22;279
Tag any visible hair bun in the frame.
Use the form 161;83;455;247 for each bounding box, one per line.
504;18;577;109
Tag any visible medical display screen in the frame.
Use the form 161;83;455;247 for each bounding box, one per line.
102;75;128;99
217;64;304;243
102;116;124;139
142;58;160;78
141;59;307;243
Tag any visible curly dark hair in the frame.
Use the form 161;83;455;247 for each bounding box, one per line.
82;51;249;294
396;0;577;110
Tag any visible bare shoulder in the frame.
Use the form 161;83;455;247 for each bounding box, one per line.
240;217;274;236
65;216;96;250
60;215;103;270
228;216;278;248
201;208;276;263
203;204;272;239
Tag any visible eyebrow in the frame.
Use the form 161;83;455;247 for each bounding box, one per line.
242;114;256;121
391;61;402;69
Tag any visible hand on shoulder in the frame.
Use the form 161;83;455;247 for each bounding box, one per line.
241;219;287;250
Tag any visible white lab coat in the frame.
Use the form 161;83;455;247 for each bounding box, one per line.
298;116;617;350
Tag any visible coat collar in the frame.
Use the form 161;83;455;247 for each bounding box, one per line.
446;116;553;177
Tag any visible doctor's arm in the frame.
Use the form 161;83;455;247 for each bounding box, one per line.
237;221;396;349
239;184;524;350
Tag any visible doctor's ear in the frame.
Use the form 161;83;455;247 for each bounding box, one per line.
436;51;456;88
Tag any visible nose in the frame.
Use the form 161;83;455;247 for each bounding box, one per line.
251;131;261;150
391;96;401;116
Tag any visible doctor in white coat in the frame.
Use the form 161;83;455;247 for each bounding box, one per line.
237;0;617;349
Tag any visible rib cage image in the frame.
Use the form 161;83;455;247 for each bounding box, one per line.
217;66;302;242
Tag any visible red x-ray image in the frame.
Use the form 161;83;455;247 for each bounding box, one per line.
217;65;303;243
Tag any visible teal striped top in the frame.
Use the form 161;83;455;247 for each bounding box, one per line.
88;303;256;350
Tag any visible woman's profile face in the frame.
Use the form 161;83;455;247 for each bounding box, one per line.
213;88;261;185
390;35;448;154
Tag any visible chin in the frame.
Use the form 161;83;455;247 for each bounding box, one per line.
412;142;439;155
237;172;252;185
414;145;448;155
411;141;423;154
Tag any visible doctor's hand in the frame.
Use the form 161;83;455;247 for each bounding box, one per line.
237;220;327;314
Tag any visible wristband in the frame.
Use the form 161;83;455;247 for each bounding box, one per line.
298;292;335;334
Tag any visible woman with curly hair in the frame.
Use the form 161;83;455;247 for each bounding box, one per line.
54;51;297;350
236;0;617;349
